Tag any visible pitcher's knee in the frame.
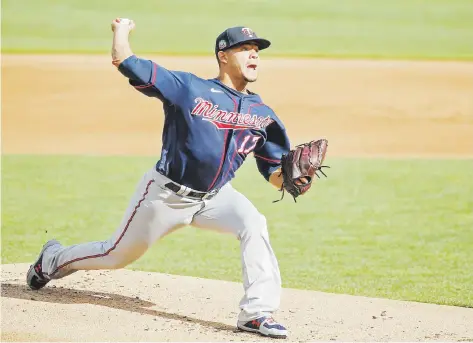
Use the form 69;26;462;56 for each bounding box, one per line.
106;256;131;269
239;214;268;240
105;243;148;269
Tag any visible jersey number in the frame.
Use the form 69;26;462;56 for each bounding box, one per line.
237;135;260;154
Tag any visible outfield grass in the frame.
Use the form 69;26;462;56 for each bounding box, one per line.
2;0;473;59
2;155;472;307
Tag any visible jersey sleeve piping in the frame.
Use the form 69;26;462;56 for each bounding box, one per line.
133;62;158;89
254;154;281;164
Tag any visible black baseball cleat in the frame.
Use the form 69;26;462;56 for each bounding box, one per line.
26;239;60;290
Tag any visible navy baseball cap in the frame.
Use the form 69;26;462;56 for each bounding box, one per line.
215;26;271;55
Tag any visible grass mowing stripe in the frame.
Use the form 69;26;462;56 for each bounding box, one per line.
2;0;473;59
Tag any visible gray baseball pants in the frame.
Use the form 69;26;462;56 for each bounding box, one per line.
40;167;282;322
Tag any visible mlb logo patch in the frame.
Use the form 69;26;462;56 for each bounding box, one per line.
218;39;227;50
241;28;254;37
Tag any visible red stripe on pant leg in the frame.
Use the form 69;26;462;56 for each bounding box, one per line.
50;179;155;276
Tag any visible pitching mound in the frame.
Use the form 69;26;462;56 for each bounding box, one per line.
2;263;473;342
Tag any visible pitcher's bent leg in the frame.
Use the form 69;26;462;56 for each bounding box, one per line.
42;175;157;279
192;184;282;322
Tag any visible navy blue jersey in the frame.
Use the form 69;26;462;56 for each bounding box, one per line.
118;55;290;192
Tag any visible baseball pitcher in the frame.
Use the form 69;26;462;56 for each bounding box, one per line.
26;18;329;339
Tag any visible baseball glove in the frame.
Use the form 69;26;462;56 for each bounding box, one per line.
274;139;329;202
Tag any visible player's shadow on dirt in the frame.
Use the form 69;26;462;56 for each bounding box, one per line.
1;283;239;334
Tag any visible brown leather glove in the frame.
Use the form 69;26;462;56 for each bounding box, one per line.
275;139;330;202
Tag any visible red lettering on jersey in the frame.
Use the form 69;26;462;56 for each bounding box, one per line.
225;112;238;123
249;114;257;126
191;98;274;130
213;110;227;121
243;114;252;125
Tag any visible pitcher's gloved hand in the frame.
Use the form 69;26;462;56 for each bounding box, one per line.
275;139;330;202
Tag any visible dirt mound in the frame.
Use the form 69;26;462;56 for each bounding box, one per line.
2;263;473;342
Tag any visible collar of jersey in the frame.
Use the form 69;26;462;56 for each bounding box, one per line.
209;78;260;98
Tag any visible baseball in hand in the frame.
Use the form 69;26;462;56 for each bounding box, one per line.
111;17;135;32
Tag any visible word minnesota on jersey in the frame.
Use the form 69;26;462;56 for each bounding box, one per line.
192;97;274;130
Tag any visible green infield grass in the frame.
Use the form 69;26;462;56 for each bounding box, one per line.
2;155;472;307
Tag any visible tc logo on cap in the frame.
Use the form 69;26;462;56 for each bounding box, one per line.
241;28;254;37
218;39;227;50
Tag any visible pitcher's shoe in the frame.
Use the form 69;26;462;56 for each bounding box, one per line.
237;316;287;339
26;239;60;290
